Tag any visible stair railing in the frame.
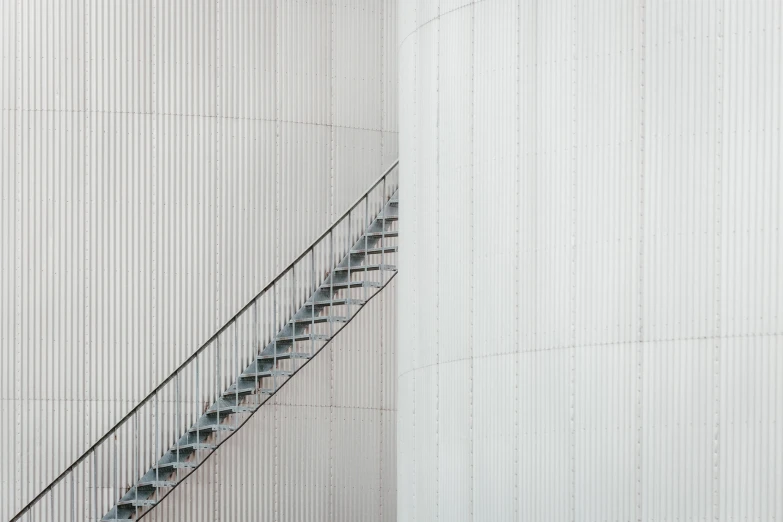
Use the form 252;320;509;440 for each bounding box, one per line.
11;160;399;522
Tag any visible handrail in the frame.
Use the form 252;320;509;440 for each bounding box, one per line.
11;159;399;521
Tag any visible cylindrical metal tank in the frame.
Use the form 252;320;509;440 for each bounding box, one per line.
0;0;398;518
398;1;782;520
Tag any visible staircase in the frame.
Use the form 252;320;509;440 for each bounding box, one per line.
11;164;399;522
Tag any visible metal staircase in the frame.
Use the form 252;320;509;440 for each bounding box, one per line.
12;163;399;522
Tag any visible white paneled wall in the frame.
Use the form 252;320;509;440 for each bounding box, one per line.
398;0;782;520
0;1;397;519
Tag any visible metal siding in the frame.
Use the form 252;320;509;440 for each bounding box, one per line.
398;0;783;521
0;1;398;518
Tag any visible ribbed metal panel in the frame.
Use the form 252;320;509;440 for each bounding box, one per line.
398;0;782;520
0;1;397;519
145;278;397;522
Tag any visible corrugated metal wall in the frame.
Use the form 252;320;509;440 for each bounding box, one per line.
148;278;397;522
0;1;398;519
398;0;782;520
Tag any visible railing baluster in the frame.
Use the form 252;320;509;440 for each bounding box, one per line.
273;279;278;393
311;248;316;354
134;411;139;510
234;321;239;429
381;177;386;286
254;300;259;405
113;420;118;515
330;230;334;338
364;195;369;302
70;471;75;521
347;214;352;319
175;372;180;483
196;354;201;464
292;264;297;374
91;451;96;521
155;390;159;502
216;336;221;437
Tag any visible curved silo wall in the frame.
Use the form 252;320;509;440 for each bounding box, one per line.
397;0;782;520
0;0;398;518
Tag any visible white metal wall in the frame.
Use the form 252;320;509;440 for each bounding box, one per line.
398;0;782;520
0;0;398;519
149;278;397;522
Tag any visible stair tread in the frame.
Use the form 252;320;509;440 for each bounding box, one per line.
305;297;365;307
155;459;201;468
376;210;398;221
291;314;348;324
241;368;293;378
205;404;255;415
333;263;396;273
321;280;382;290
350;245;397;255
117;498;157;508
137;478;177;487
188;423;237;433
258;351;311;361
275;332;330;342
364;230;398;238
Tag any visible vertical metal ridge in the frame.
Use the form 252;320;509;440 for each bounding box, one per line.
636;1;647;521
712;0;725;519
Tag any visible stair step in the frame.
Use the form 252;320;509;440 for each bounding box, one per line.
205;404;255;415
205;397;256;415
101;506;136;521
155;452;200;469
136;478;177;488
223;379;259;396
117;497;157;508
304;297;365;307
258;351;311;361
178;441;216;451
333;263;396;273
364;230;398;239
275;332;330;343
158;459;200;469
116;487;157;508
290;314;347;325
176;431;215;447
189;413;242;432
321;280;382;291
350;245;397;255
376;208;398;221
241;368;293;379
188;422;236;434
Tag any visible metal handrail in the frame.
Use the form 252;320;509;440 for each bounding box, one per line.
11;159;399;521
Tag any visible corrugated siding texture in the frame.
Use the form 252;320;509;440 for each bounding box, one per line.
398;0;782;520
0;1;398;518
147;279;397;522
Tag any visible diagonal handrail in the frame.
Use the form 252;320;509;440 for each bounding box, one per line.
11;159;399;522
